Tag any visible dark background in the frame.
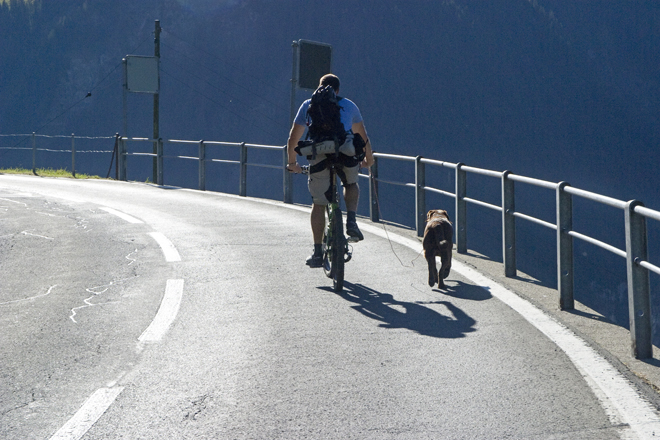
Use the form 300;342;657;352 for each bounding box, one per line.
1;0;658;341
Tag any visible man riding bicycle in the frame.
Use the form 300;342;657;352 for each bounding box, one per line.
286;74;374;267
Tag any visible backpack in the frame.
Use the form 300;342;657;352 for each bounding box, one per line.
295;85;366;169
305;85;347;145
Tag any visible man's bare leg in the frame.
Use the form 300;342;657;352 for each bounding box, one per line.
343;183;363;240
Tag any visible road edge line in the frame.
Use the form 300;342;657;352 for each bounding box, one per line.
358;221;660;439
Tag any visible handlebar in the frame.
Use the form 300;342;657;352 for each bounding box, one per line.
287;164;310;174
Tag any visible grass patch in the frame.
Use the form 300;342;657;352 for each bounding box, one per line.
0;167;103;179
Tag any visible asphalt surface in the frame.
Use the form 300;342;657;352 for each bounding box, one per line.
0;174;657;439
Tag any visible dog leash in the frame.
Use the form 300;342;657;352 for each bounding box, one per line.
367;169;423;268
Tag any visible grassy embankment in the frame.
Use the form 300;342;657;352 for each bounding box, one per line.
0;168;103;179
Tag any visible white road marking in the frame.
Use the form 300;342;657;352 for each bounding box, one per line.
49;386;123;440
138;279;184;343
148;231;181;262
359;222;660;439
99;206;143;224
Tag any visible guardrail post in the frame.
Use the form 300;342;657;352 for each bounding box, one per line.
71;133;76;178
199;140;206;191
455;163;467;253
625;200;652;359
239;142;247;197
415;156;426;237
32;132;36;174
118;137;127;181
156;138;163;186
284;145;293;203
114;133;119;180
557;182;574;310
369;156;380;222
502;171;516;277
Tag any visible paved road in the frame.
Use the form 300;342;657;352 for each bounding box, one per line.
0;175;656;439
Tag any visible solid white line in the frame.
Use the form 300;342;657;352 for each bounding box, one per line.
100;207;143;224
358;222;660;439
148;231;181;262
138;279;184;343
49;387;123;440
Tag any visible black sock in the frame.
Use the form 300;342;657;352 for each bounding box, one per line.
314;243;322;256
347;211;357;224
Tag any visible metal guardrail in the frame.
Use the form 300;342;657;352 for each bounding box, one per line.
0;133;115;177
368;152;658;360
2;133;657;359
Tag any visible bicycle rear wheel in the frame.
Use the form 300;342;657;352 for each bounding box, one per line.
322;206;335;279
332;209;345;292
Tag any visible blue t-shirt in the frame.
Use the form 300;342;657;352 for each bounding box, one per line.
294;97;363;132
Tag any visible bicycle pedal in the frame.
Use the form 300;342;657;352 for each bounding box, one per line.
347;236;360;243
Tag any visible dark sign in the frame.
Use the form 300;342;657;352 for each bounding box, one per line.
298;40;332;90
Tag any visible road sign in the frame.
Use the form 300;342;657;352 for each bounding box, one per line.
296;40;332;90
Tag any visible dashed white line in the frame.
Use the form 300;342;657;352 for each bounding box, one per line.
49;387;124;440
99;206;143;224
148;231;181;262
138;279;184;343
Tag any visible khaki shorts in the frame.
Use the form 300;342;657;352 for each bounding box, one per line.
308;156;360;205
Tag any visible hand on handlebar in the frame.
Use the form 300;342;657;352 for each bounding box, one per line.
286;163;305;174
360;156;374;169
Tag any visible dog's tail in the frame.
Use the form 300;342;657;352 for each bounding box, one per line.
436;221;453;249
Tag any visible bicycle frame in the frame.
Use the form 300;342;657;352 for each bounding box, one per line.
322;160;349;292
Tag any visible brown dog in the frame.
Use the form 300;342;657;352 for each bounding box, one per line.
423;209;453;289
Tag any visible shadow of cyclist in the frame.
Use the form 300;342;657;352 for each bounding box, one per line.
329;282;476;339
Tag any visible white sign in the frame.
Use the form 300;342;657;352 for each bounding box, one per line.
126;55;159;94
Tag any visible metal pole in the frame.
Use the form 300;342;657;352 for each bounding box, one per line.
32;132;36;174
122;58;128;139
199;140;206;191
557;182;574;310
369;157;379;222
455;163;467;253
153;20;161;184
118;137;127;181
415;156;426;237
239;142;247;196
290;41;299;126
283;146;292;203
156;138;163;186
114;133;119;180
502;171;516;277
625;200;652;359
286;41;299;201
71;133;76;178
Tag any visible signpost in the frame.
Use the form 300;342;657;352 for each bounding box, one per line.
289;40;332;124
122;20;161;183
285;40;332;203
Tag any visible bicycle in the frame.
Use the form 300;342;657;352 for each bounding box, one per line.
300;159;356;292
